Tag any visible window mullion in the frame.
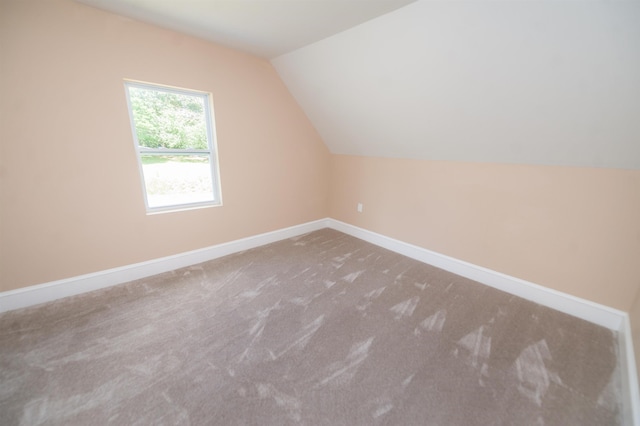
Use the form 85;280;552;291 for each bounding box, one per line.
139;149;211;155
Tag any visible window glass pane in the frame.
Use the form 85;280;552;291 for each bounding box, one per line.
128;87;208;150
141;154;214;208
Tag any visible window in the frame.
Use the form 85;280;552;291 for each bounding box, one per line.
124;81;221;212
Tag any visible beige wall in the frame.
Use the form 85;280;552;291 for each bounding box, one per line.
329;155;640;312
1;0;639;321
0;0;330;292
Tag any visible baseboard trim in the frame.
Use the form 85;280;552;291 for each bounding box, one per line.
327;219;625;330
0;219;330;314
619;315;640;426
5;217;624;328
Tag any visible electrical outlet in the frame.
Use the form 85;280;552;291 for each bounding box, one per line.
357;203;363;213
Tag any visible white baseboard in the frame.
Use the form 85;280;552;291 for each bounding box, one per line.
0;219;329;314
326;218;639;426
1;216;628;329
619;315;640;426
327;219;625;330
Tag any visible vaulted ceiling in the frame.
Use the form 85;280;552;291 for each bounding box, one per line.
75;0;416;58
273;1;640;169
77;0;640;169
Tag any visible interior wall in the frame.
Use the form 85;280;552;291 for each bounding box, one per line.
2;0;639;322
329;155;640;312
0;0;330;292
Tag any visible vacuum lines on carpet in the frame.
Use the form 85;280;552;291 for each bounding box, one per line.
0;229;623;425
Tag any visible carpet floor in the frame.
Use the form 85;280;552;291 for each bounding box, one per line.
0;229;623;425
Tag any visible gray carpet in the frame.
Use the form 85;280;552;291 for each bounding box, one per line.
0;229;623;425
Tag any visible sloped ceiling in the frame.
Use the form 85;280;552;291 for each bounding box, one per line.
76;0;640;169
75;0;416;59
273;1;640;169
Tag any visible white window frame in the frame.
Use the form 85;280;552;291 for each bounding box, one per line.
124;80;222;213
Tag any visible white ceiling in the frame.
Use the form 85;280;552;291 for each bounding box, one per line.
76;0;416;59
77;0;640;169
274;0;640;169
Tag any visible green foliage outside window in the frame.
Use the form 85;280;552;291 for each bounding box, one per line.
129;87;208;150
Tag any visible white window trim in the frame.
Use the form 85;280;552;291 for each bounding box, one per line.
124;80;222;214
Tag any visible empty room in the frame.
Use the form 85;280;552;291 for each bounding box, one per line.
1;0;639;424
